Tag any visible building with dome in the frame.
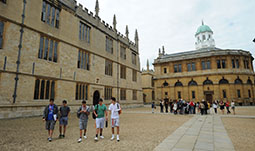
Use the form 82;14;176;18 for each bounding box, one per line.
142;21;255;105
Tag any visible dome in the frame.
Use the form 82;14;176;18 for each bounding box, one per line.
195;22;213;36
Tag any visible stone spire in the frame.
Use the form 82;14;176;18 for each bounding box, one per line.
147;59;149;71
95;0;99;17
125;25;129;39
113;14;117;30
135;29;139;49
162;46;165;54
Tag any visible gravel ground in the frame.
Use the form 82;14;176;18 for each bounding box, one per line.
0;107;190;151
222;118;255;151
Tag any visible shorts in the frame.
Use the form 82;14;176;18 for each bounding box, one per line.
46;120;56;130
220;106;224;110
111;118;119;128
59;117;68;126
79;119;88;130
96;117;105;129
231;107;235;109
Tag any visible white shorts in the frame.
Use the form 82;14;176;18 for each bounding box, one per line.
111;118;119;127
96;117;105;129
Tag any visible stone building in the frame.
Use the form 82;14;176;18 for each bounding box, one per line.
0;0;142;119
142;22;255;105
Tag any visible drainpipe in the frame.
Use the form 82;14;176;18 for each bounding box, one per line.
12;0;27;103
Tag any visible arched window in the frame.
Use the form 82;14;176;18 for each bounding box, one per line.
188;79;198;86
234;77;243;84
175;80;183;87
247;78;253;85
163;81;169;87
203;77;213;85
219;77;229;84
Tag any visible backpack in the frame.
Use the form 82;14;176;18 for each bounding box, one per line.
92;104;98;119
117;103;122;115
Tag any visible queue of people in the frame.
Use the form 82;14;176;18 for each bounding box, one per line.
155;99;236;115
42;97;121;142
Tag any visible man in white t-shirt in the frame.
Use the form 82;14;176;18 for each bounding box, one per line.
108;97;121;142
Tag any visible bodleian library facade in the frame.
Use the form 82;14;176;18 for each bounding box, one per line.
0;0;143;119
142;21;255;106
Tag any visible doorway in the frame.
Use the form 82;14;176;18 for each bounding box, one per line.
205;94;213;104
93;90;100;105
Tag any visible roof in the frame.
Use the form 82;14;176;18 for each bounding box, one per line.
195;22;213;36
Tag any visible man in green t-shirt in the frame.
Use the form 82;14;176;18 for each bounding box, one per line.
93;98;108;141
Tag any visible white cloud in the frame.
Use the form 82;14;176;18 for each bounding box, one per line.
76;0;255;70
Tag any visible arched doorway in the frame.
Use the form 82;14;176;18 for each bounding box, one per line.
93;91;100;105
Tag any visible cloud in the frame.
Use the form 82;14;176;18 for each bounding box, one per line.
76;0;255;69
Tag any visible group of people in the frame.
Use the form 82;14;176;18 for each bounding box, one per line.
157;99;197;115
154;99;236;115
42;97;121;143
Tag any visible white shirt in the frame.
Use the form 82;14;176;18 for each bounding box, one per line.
109;103;120;119
213;103;217;108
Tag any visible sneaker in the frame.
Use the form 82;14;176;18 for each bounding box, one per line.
48;137;52;142
78;138;82;143
111;136;115;141
94;137;98;141
100;136;104;139
62;135;65;138
117;137;120;142
83;135;87;139
59;134;62;138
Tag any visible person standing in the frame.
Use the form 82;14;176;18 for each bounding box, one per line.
226;101;231;114
189;101;195;114
108;97;121;142
200;100;205;115
151;102;156;113
43;99;58;142
159;100;164;113
173;101;178;115
164;98;169;113
59;100;70;138
213;100;218;114
77;100;90;143
231;100;235;115
219;101;225;115
94;98;108;141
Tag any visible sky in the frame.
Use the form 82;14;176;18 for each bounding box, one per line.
76;0;255;70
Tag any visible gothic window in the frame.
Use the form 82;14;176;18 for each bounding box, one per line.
188;79;198;86
105;59;113;76
223;90;227;98
34;79;55;100
132;52;137;65
120;46;126;59
164;68;167;74
237;90;241;98
178;91;181;99
192;91;196;99
120;65;126;79
132;69;137;82
38;36;58;62
0;20;4;49
175;80;183;87
106;36;113;54
77;50;90;70
133;90;137;100
120;89;126;100
75;83;88;100
41;1;60;28
104;87;112;100
79;22;91;43
219;78;229;84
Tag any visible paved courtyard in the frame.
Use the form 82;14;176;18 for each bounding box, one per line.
0;106;255;151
